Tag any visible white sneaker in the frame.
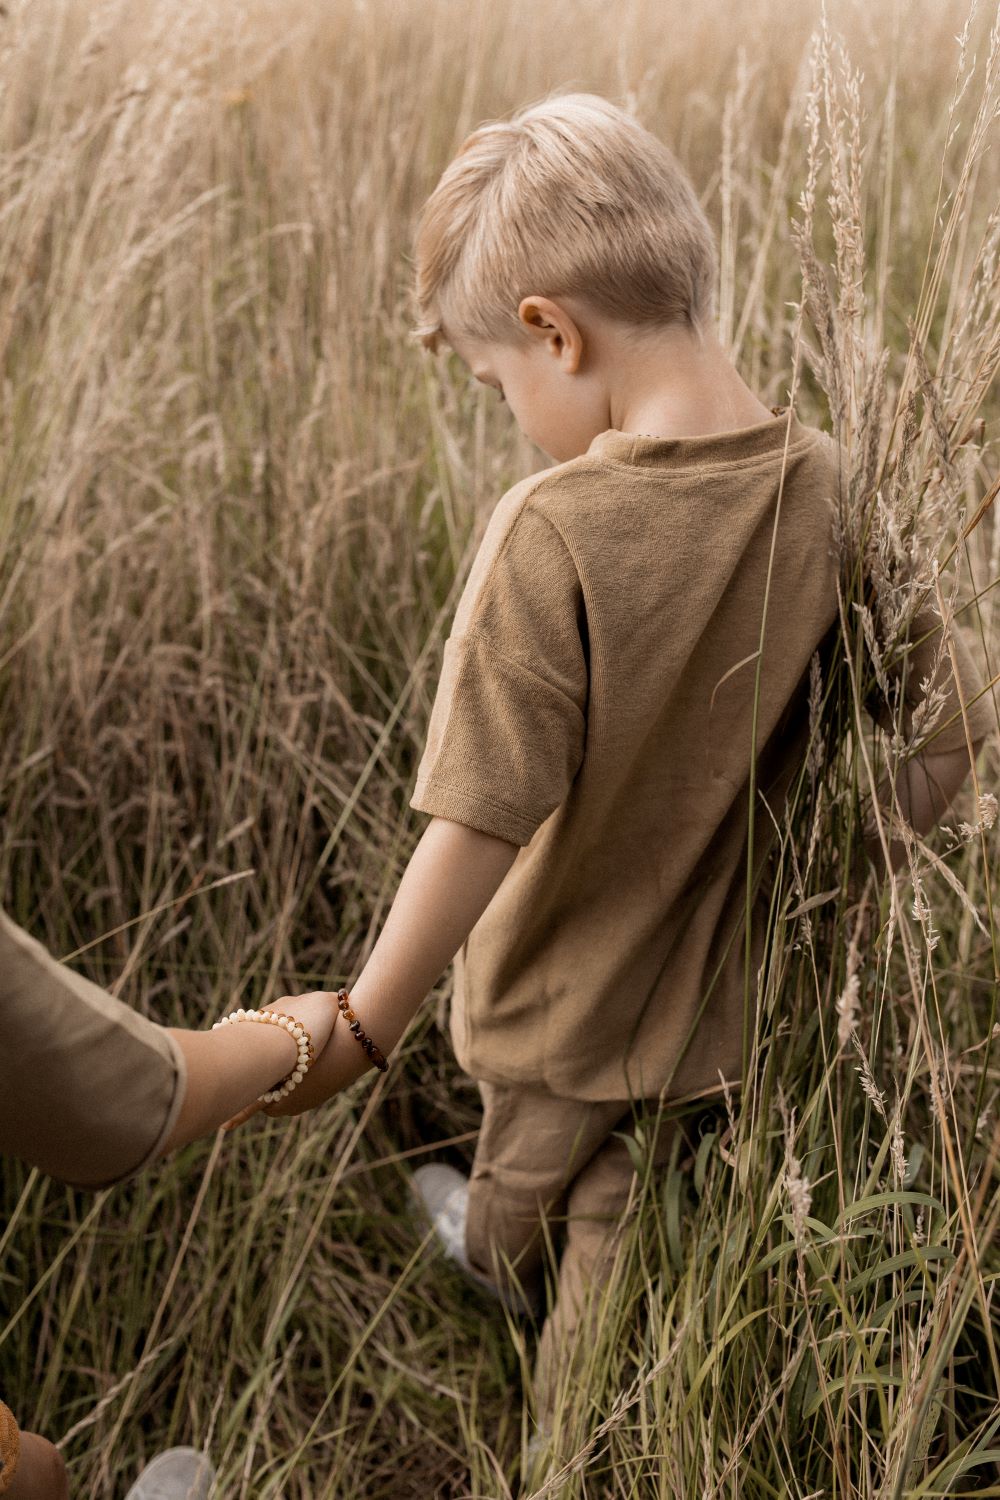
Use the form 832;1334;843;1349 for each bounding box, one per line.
123;1447;215;1500
525;1427;553;1477
410;1163;541;1318
411;1162;471;1266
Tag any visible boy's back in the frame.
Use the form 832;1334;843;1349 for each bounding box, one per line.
412;408;850;1102
327;89;995;1423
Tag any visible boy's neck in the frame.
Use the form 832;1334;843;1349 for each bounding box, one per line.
604;323;774;442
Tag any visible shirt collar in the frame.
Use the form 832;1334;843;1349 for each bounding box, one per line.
584;407;817;470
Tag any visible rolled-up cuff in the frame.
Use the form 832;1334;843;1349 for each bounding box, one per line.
0;910;186;1189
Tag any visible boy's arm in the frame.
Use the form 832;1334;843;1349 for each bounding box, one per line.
856;593;995;884
264;816;521;1115
860;734;990;880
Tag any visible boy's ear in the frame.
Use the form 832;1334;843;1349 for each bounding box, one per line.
517;296;583;373
518;297;556;331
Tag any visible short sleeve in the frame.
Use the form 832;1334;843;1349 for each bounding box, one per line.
866;594;994;754
410;497;588;846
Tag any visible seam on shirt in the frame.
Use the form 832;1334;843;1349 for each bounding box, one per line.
449;628;587;720
459;478;582;647
122;1026;188;1181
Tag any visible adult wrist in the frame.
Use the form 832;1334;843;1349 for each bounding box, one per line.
212;1008;317;1104
215;1010;298;1070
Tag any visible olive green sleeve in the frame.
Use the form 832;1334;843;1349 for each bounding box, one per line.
0;909;186;1189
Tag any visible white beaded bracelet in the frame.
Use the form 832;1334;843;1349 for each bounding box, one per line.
211;1007;317;1104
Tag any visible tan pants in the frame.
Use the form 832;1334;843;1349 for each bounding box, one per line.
463;1080;722;1424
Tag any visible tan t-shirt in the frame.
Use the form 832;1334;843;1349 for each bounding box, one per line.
409;410;994;1102
0;909;186;1187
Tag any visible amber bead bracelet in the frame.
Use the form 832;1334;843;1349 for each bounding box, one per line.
337;988;389;1072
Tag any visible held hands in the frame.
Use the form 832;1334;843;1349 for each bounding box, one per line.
221;990;341;1131
273;990;340;1053
261;994;380;1118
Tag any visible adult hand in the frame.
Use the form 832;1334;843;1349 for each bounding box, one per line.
222;990;340;1131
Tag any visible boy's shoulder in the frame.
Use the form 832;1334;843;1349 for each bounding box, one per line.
451;460;596;639
482;447;622;541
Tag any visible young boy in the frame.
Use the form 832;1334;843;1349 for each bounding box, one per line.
267;93;994;1423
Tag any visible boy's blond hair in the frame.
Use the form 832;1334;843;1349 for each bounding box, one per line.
413;92;716;354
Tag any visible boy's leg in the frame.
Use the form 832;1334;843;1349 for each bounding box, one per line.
463;1081;625;1314
533;1101;718;1426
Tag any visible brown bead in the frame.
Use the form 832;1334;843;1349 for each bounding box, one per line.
336;991;390;1073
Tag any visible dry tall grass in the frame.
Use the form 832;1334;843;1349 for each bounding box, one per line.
2;0;1000;1495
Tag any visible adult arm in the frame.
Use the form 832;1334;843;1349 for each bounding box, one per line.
264;815;521;1115
160;990;338;1152
0;909;338;1184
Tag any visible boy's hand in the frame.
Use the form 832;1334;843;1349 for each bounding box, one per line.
261;1007;374;1116
271;990;340;1053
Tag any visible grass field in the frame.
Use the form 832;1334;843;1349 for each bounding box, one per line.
2;0;1000;1494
